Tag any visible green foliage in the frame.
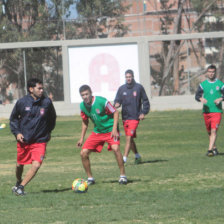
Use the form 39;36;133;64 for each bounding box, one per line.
1;110;224;223
75;0;130;38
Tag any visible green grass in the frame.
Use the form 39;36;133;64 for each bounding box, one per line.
1;110;224;224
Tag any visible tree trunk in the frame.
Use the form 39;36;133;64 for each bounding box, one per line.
173;43;180;95
217;38;224;80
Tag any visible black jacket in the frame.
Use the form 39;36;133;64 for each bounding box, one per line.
10;94;56;143
114;80;150;120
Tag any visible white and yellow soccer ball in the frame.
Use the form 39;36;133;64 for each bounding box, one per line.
0;123;6;129
72;178;88;193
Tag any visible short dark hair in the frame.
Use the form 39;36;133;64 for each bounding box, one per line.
125;69;134;77
207;64;216;72
27;78;43;93
79;85;92;94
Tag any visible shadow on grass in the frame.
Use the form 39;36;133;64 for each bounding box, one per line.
140;159;168;164
102;179;141;184
41;188;71;193
214;153;224;156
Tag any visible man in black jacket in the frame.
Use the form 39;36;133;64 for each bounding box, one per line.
114;69;150;164
10;78;56;196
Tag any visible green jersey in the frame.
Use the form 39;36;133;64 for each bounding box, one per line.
80;96;115;133
200;79;224;113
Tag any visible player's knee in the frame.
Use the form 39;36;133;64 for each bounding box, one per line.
112;145;120;153
32;161;41;170
16;163;23;169
80;149;89;158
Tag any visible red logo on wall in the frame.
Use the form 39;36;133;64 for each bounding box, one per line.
89;53;120;92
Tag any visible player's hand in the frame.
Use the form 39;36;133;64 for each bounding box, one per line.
16;133;24;143
114;102;120;109
111;129;119;142
214;98;222;105
200;98;207;104
77;139;83;148
139;113;145;120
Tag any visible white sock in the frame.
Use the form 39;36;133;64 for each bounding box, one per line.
135;153;141;159
123;156;127;163
88;177;94;181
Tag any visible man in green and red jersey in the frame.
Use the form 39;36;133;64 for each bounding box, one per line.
77;85;127;185
195;64;224;156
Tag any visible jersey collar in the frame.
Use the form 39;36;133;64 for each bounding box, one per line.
207;78;217;83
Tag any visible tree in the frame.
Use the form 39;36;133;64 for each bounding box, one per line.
150;0;220;96
190;0;224;81
74;0;130;38
0;0;70;102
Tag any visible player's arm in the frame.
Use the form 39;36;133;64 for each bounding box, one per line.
214;85;224;105
139;86;150;120
77;112;89;148
9;101;24;143
111;110;119;140
105;102;119;139
195;84;207;104
48;101;57;132
114;87;122;109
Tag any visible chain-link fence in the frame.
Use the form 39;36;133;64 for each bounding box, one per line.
0;34;224;105
0;47;63;104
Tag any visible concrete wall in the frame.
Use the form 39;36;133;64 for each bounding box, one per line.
1;32;223;118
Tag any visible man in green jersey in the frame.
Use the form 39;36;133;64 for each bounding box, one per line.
195;64;224;156
77;85;127;185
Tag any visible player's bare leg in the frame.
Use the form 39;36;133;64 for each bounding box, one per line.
124;135;132;158
111;144;125;176
20;160;41;187
111;144;127;184
15;163;24;184
12;161;41;196
130;138;138;154
207;129;218;156
80;148;93;178
130;138;141;164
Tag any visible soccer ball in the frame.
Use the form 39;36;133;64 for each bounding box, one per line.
72;178;88;193
0;123;6;129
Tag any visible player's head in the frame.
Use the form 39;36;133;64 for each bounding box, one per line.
125;69;134;84
207;64;216;81
79;85;92;104
27;78;43;99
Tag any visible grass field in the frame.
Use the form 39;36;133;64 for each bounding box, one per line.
1;110;224;224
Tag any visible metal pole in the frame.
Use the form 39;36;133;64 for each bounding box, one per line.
62;0;66;40
23;50;27;94
186;41;190;94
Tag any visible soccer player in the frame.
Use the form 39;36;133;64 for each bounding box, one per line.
114;69;150;164
77;85;127;185
10;78;56;195
195;64;224;156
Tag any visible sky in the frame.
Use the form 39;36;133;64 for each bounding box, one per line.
47;0;78;20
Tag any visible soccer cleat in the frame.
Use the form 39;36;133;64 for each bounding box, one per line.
206;150;214;157
12;180;22;193
213;148;219;156
135;157;142;164
87;179;95;186
13;185;26;196
119;176;128;185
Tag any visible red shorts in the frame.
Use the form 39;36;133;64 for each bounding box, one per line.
17;142;46;165
82;132;120;153
203;113;222;132
123;120;139;138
